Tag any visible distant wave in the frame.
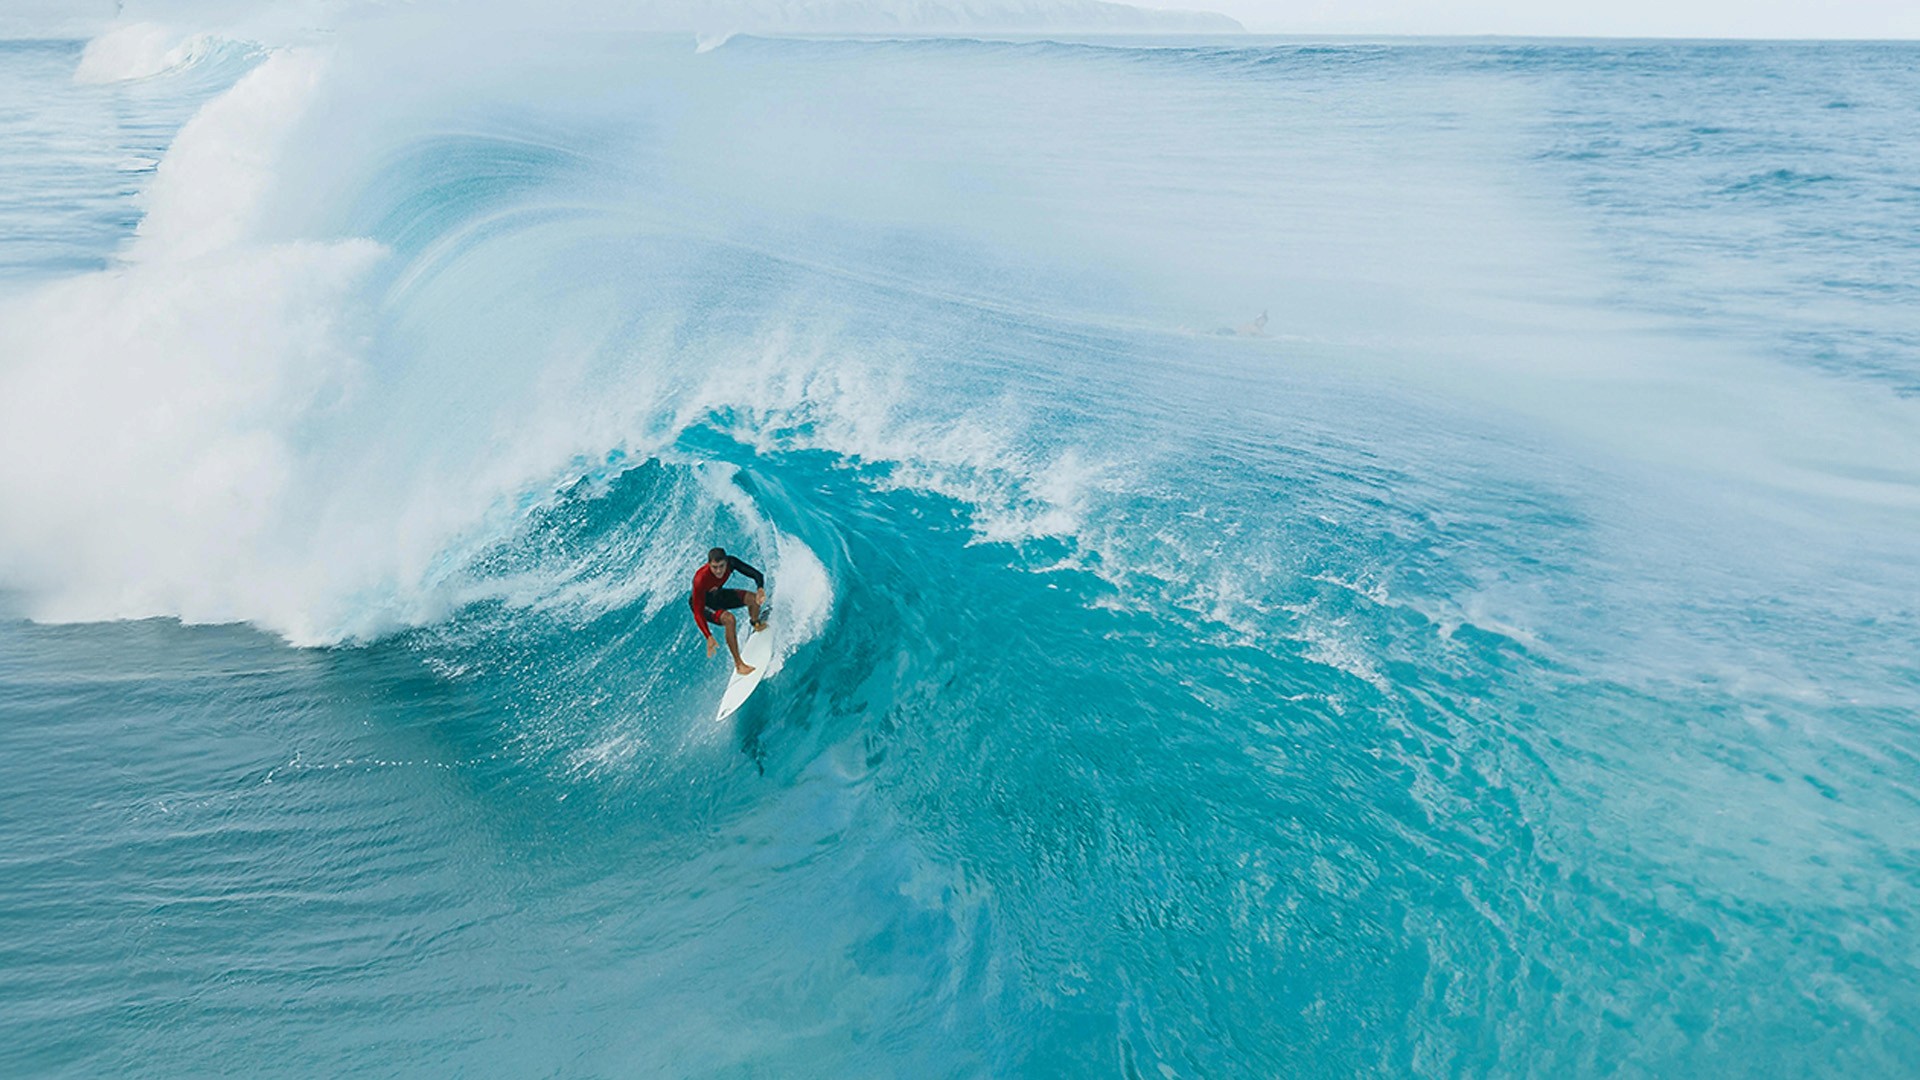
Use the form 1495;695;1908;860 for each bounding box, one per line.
73;22;261;85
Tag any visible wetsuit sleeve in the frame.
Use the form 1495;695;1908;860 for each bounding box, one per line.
728;556;765;588
691;585;712;640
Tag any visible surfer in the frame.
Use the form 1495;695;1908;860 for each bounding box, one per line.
691;547;767;675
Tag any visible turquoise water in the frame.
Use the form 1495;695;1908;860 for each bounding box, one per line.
2;28;1918;1076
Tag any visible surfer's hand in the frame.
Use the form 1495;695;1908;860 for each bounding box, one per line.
705;637;716;658
755;588;765;604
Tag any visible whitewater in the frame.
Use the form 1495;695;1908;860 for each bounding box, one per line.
2;11;1918;1077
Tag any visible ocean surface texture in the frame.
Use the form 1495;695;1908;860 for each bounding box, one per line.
2;24;1918;1077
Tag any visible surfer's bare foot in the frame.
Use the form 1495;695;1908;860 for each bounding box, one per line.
751;620;768;632
735;662;756;676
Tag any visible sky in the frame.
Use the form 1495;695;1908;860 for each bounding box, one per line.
2;0;1917;41
1160;0;1920;38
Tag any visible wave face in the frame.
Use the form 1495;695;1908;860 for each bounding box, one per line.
3;25;1920;1077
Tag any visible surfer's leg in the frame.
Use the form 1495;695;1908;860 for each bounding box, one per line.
718;611;754;675
746;591;766;632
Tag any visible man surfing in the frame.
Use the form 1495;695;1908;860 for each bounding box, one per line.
690;546;767;675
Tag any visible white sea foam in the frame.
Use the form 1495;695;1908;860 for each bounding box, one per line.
0;237;381;628
0;48;392;642
131;50;324;259
768;532;832;672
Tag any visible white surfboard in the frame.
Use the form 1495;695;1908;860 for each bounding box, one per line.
716;623;775;722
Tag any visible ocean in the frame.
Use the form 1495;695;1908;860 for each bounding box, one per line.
2;22;1917;1076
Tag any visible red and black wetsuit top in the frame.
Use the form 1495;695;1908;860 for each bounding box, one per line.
689;555;765;641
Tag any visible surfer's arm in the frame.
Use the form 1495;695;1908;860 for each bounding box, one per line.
727;556;765;589
690;589;713;641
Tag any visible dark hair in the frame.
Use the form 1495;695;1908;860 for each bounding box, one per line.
708;547;727;562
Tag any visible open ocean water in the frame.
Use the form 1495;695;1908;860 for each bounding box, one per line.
2;21;1918;1077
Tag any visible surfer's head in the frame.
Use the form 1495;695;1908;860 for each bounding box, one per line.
708;547;728;573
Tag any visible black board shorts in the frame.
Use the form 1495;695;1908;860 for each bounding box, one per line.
703;587;749;622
